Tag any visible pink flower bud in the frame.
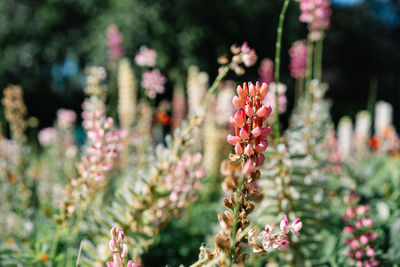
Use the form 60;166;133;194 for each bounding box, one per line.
343;226;354;234
234;110;246;126
256;105;268;117
355;220;362;229
256;153;265;166
255;139;268;152
356;205;370;216
242;82;249;95
350;239;359;250
360;235;369;244
104;117;114;129
244;144;254;155
239;128;249;140
251;127;261;137
355;250;363;259
109;240;116;251
366;247;376;257
260;83;269;97
261;126;272;136
118;230;124;242
345;207;355;219
368;232;377;241
110;226;118;236
245;105;254;116
230;116;239;128
292;218;302;232
235;143;243;155
242;159;254;175
249;83;256;96
265;106;272;116
362;217;374;227
232;96;246;109
227;135;241;145
237;85;247;98
280;216;290;233
107;262;115;267
121;244;128;257
113;253;123;265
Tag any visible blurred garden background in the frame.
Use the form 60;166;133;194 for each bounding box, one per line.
1;0;400;266
1;0;399;130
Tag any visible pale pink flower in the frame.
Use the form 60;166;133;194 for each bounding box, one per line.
295;0;332;40
106;25;124;59
289;40;308;79
141;69;166;99
135;46;157;67
258;58;274;84
38;127;57;146
250;216;302;254
57;108;76;129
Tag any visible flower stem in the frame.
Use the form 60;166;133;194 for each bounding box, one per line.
305;34;314;105
49;225;61;266
273;0;290;142
202;64;231;109
314;38;323;82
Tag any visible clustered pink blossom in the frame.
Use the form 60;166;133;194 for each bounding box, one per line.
229;42;258;75
262;83;287;115
38;127;57;146
135;46;157;67
107;226;141;267
258;58;274;84
80;98;124;182
141;69;167;99
342;191;379;267
240;42;258;67
289;40;308;79
249;215;302;253
57;108;76;129
106;25;124;59
295;0;332;40
227;82;272;174
164;152;205;209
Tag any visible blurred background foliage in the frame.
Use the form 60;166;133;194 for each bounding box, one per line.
0;0;399;130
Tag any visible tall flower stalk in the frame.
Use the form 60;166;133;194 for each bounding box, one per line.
58;67;124;225
192;82;301;266
273;0;290;143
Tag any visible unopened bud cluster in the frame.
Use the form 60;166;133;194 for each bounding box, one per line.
227;82;272;175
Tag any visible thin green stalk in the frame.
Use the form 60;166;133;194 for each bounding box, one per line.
76;241;84;267
305;35;314;105
202;64;231;109
273;0;290;143
314;38;323;82
49;226;61;266
294;78;304;104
